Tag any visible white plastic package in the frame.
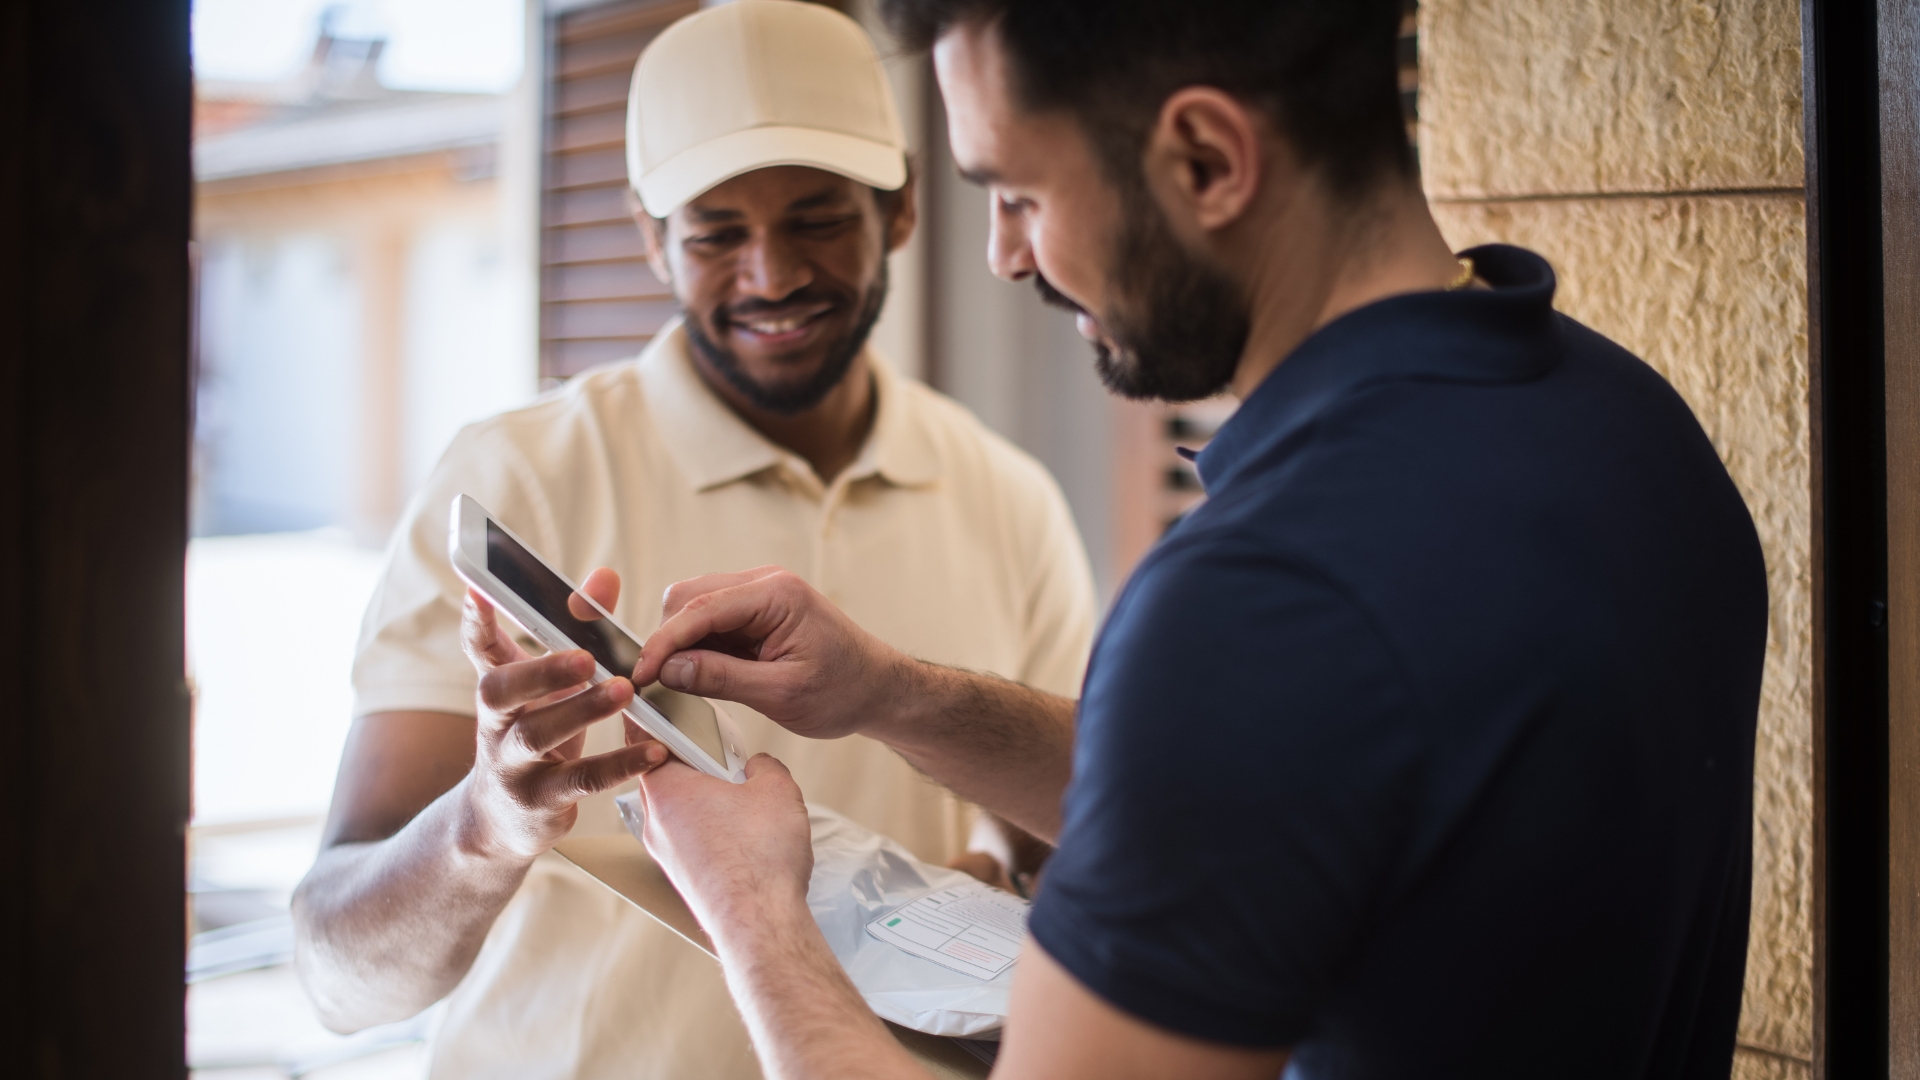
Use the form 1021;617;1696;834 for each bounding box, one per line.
617;795;1023;1038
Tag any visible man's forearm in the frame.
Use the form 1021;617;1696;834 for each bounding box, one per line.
292;775;532;1031
870;660;1077;840
708;894;930;1080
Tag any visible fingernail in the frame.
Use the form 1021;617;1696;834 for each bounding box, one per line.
662;656;694;689
645;743;666;765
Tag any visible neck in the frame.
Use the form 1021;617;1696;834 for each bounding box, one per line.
1226;176;1463;399
692;351;877;485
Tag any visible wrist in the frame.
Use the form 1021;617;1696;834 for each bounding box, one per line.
449;773;538;866
861;655;946;751
705;884;818;964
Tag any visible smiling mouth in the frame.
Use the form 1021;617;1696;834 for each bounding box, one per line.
728;304;834;339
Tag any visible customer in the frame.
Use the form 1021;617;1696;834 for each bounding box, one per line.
561;1;1769;1077
290;4;1095;1078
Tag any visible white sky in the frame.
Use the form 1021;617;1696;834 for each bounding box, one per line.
192;0;524;93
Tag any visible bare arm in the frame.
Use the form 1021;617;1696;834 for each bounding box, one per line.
293;709;505;1032
293;575;664;1032
634;755;1288;1080
628;567;1076;838
871;659;1076;840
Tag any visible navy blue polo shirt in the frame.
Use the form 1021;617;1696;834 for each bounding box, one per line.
1029;246;1767;1078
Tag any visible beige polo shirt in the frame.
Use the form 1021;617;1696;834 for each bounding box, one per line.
350;321;1097;1079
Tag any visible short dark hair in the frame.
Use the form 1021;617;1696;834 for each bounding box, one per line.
881;0;1413;197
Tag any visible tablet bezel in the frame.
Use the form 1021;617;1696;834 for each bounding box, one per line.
448;493;748;784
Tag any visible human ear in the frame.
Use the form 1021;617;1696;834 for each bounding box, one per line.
636;211;674;287
1143;87;1264;236
626;186;677;286
884;167;919;254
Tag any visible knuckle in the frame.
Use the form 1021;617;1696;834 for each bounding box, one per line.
477;670;510;710
556;766;600;804
770;680;800;715
499;722;536;762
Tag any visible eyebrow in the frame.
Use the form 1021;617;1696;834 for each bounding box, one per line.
682;189;857;224
685;205;744;224
956;166;999;187
785;190;856;212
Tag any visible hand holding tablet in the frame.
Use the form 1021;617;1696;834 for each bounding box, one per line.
449;494;749;784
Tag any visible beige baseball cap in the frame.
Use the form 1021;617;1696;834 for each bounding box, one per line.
626;0;908;218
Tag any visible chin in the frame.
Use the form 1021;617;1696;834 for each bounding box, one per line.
726;339;832;378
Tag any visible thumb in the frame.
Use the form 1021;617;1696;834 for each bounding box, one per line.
656;648;790;710
743;753;792;784
462;588;526;669
570;567;622;621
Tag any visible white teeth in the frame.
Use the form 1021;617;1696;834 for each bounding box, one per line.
736;307;830;335
744;316;806;334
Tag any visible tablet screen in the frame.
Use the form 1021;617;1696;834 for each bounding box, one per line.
485;521;726;764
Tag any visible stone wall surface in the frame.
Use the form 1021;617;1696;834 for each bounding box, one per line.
1422;0;1811;1071
1732;1047;1812;1080
1421;0;1803;198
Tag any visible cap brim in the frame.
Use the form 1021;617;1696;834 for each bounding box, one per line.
634;125;906;218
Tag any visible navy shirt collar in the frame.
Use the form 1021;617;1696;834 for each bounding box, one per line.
1195;244;1561;492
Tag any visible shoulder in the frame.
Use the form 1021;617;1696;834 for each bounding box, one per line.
891;375;1067;510
1043;523;1420;1031
1089;524;1410;744
405;356;664;549
451;359;651;466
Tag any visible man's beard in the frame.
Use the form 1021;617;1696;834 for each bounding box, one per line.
1033;187;1249;403
683;261;889;416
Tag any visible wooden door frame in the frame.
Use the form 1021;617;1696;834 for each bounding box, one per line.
7;0;1920;1075
1881;0;1920;1072
1807;0;1920;1074
0;0;194;1075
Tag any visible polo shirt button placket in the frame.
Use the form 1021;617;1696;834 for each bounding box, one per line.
814;502;834;593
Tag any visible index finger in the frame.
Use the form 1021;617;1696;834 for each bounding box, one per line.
658;566;787;622
630;579;787;687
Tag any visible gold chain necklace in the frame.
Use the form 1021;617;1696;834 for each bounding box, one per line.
1446;256;1476;291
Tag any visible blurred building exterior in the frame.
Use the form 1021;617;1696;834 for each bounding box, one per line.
193;13;536;544
186;17;541;1073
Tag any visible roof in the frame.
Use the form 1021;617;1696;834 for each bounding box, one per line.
193;21;505;182
194;92;503;181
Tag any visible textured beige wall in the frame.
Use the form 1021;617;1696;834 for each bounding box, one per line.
1421;0;1803;196
1421;2;1811;1074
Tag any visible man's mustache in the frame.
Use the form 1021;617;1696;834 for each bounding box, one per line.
721;287;846;321
1032;273;1087;317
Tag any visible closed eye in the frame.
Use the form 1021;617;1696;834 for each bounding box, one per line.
791;214;861;236
685;227;748;250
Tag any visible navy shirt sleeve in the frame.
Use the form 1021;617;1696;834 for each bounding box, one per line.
1028;533;1417;1048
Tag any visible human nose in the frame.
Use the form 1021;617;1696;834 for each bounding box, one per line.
736;231;813;299
987;195;1036;283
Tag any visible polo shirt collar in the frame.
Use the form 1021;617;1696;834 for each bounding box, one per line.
639;319;940;493
1195;244;1562;493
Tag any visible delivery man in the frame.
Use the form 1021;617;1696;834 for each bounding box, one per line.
290;4;1096;1077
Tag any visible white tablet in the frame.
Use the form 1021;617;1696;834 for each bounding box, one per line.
448;494;748;784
